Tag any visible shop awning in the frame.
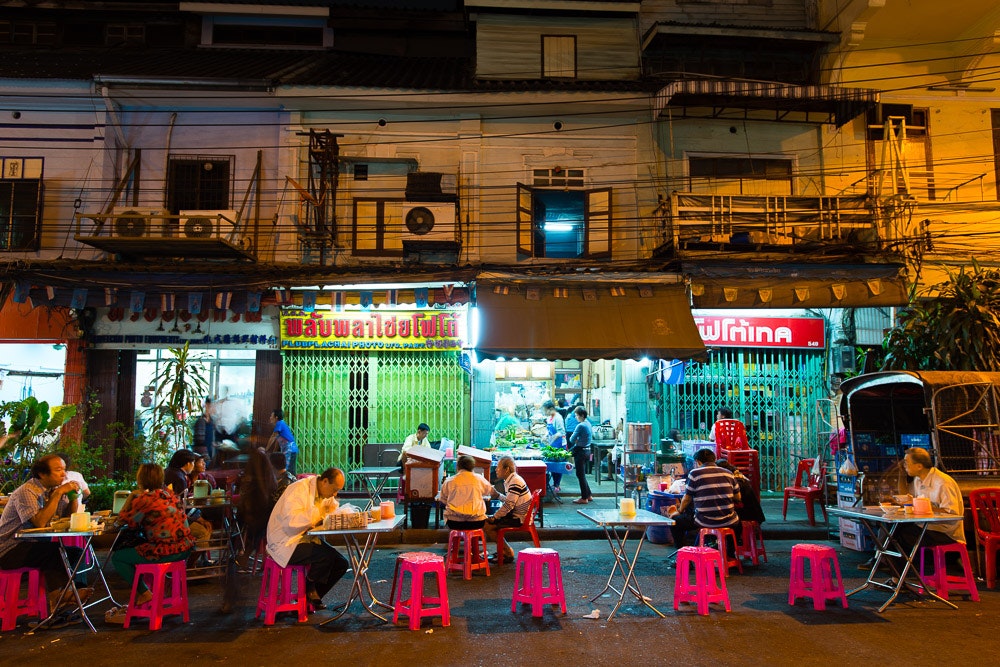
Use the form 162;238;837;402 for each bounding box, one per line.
474;283;706;361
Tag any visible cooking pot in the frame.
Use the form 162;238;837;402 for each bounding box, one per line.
594;425;616;441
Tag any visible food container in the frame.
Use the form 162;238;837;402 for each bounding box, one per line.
193;480;211;499
912;496;932;514
70;511;91;531
619;498;637;516
380;500;395;519
369;505;382;522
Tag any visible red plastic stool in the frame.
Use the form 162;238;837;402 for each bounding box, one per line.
737;521;768;566
674;546;731;615
445;529;490;580
919;542;979;602
124;559;189;630
0;567;48;631
697;527;743;575
511;548;567;618
788;543;848;610
255;556;309;625
393;552;450;631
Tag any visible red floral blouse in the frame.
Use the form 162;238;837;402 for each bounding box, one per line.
119;488;195;559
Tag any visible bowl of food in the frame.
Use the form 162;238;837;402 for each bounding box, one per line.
879;502;897;513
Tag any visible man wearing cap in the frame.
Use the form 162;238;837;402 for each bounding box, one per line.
266;467;349;611
397;422;431;463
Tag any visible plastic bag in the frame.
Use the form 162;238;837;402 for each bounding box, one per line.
839;456;858;476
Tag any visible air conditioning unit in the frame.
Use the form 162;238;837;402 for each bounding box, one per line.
400;203;457;242
179;210;237;239
110;207;164;238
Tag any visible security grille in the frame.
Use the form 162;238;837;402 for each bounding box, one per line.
662;347;827;491
930;382;1000;475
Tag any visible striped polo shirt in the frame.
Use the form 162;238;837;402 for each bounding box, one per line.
685;464;740;528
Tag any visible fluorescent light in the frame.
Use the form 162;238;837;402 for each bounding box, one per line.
543;222;574;232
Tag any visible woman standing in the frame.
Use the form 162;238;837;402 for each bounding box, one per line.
542;400;566;491
106;463;194;624
569;406;594;504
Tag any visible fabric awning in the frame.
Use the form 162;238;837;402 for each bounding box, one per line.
474;282;706;361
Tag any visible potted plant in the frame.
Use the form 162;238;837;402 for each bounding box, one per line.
149;342;210;449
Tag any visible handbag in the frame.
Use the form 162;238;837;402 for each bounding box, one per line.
111;525;146;551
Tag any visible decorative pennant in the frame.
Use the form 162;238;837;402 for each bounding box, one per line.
794;286;811;302
525;287;540;301
758;288;772;304
690;283;704;297
70;288;88;310
13;281;30;304
831;283;847;300
129;290;145;313
414;287;429;308
188;292;203;315
246;291;262;313
386;289;398;306
723;287;739;302
638;285;653;298
46;286;56;301
301;290;317;313
610;286;626;297
161;293;175;312
277;288;293;305
492;285;509;296
332;290;345;312
359;290;373;309
215;291;233;310
867;279;882;296
553;287;569;298
582;288;597;302
104;287;118;306
442;284;455;301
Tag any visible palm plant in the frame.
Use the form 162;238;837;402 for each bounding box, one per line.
149;343;210;449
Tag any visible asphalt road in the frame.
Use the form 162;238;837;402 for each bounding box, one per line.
3;537;996;667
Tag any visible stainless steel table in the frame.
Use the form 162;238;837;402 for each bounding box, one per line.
16;526;121;633
350;466;402;510
829;506;963;612
308;514;404;623
577;508;675;620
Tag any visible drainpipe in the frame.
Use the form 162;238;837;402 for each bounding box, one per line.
100;85;128;149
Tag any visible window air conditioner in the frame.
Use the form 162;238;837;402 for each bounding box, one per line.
110;208;164;238
400;203;457;242
178;210;238;239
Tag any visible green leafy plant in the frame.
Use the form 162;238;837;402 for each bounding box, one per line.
882;261;1000;371
149;343;210;449
0;396;77;459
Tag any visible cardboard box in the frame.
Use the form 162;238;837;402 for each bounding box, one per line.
837;492;860;509
838;517;873;551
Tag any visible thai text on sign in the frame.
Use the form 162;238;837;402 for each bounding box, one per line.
279;309;465;351
693;315;825;349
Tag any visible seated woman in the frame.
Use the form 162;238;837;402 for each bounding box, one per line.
164;449;197;497
234;448;277;570
105;463;195;624
437;455;496;530
187;453;218;492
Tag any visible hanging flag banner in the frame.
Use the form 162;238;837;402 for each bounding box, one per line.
247;292;262;313
70;288;88;310
638;285;653;298
693;314;825;349
582;289;597;302
13;281;30;303
359;291;373;309
386;289;398;306
129;291;145;313
301;291;317;313
332;290;345;312
215;292;232;310
188;292;203;315
279;308;466;352
553;287;569;298
104;287;118;306
414;287;429;307
161;293;175;312
657;359;685;384
525;287;540;301
46;286;56;301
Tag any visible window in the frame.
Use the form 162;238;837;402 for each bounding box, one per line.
166;156;232;213
542;35;576;78
688;156;793;195
867;104;927;140
352;199;403;256
206;17;331;49
0;157;43;251
533;167;584;188
516;180;612;260
0;21;56;46
354;164;369;182
106;24;145;47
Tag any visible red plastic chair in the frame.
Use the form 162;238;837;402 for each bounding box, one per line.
713;419;749;454
497;490;543;565
969;488;1000;589
782;458;827;526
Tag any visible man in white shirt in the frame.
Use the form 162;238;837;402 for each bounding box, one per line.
900;447;965;543
266;468;349;611
58;452;91;505
397;423;431;463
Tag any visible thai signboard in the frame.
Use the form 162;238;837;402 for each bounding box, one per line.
693;315;825;349
279;309;466;351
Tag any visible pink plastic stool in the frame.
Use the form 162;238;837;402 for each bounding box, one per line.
788;543;848;610
737;521;768;566
0;567;48;631
445;529;490;580
55;536;93;567
256;556;309;625
511;547;566;617
393;552;450;631
697;527;743;575
919;542;979;602
124;559;189;630
673;546;731;615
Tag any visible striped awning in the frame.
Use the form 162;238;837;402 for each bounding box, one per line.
655;79;880;127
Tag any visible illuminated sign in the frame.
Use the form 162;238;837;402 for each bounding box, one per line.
694;315;825;349
279;309;465;351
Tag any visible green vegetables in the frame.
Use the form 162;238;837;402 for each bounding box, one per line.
541;446;572;462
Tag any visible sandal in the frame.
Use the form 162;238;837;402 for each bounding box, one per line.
104;606;128;625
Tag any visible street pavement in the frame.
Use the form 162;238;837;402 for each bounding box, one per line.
3;474;997;666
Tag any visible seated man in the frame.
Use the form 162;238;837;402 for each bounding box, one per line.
668;447;741;552
483;455;532;561
437;455;494;530
0;454;92;611
397;423;431;464
892;447;965;568
266;467;349;611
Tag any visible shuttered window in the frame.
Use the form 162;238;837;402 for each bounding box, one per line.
542;35;576;78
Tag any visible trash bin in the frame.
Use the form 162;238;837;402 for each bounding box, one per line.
408;502;431;529
645;491;681;544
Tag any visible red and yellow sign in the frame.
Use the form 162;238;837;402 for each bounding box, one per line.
279;309;465;351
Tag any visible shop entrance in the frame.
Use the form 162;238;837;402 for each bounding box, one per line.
662;347;827;491
282;350;469;474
